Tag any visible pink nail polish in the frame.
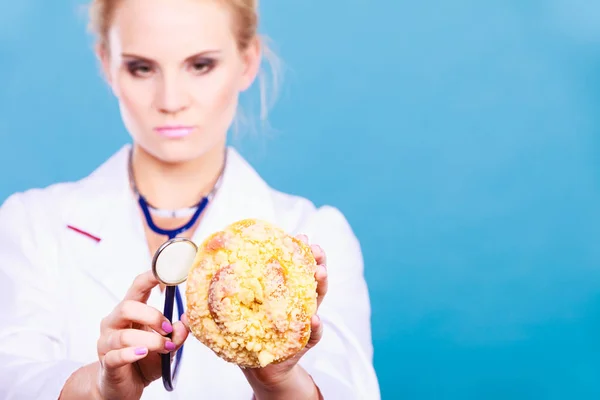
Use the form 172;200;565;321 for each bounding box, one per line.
135;347;148;356
162;321;173;334
165;341;176;351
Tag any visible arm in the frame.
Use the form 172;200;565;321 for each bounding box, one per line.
0;192;188;400
234;204;379;400
0;192;87;399
296;205;380;400
244;364;322;400
59;363;103;399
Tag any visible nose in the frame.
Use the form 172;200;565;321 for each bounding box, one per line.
154;72;189;115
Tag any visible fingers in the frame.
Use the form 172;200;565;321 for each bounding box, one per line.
102;300;173;334
294;234;327;266
315;265;328;308
99;328;177;356
294;235;328;307
103;346;149;369
98;271;189;380
310;244;327;266
296;234;309;244
123;270;160;303
305;315;324;351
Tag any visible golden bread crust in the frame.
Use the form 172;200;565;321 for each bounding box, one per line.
185;219;318;368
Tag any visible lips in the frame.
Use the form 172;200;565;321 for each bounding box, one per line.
154;126;196;138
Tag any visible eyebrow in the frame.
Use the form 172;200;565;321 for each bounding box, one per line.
121;50;222;62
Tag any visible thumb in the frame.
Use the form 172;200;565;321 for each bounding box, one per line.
171;320;189;348
180;313;191;331
304;315;323;351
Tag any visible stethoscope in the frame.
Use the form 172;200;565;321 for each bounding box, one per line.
128;150;225;391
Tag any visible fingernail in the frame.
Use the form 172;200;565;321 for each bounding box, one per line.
165;341;176;351
162;321;173;334
316;266;327;278
135;347;148;356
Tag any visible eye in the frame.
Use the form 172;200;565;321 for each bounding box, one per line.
190;58;216;75
126;61;154;78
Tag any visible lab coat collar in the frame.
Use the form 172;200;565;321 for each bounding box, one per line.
68;144;277;302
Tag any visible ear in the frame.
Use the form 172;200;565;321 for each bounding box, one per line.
238;36;262;92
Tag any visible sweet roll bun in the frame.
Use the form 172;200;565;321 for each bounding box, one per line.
185;218;318;368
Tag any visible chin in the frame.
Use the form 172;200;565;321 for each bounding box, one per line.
143;137;223;165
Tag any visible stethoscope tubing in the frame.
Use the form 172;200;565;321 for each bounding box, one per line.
140;194;208;391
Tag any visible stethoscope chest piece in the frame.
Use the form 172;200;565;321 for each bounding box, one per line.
150;237;199;392
152;238;198;286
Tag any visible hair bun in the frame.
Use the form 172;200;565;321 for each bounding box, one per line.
185;218;318;368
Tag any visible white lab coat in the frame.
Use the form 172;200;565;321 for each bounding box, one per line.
0;144;380;400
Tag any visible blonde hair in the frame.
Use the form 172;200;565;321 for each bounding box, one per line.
87;0;281;133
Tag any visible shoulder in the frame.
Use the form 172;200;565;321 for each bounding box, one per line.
0;181;79;229
0;144;130;226
0;172;107;232
268;189;354;236
267;188;364;274
0;181;93;274
0;183;78;283
227;148;360;251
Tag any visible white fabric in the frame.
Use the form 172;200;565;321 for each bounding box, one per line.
0;145;381;400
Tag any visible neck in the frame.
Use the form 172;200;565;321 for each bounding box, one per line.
130;144;226;210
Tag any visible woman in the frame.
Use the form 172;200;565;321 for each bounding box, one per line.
0;0;380;399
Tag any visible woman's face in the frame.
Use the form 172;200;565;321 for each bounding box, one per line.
98;0;260;163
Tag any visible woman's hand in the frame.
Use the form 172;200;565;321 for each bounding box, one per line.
96;271;188;400
243;234;328;399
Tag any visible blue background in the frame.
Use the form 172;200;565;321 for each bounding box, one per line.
1;1;600;399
